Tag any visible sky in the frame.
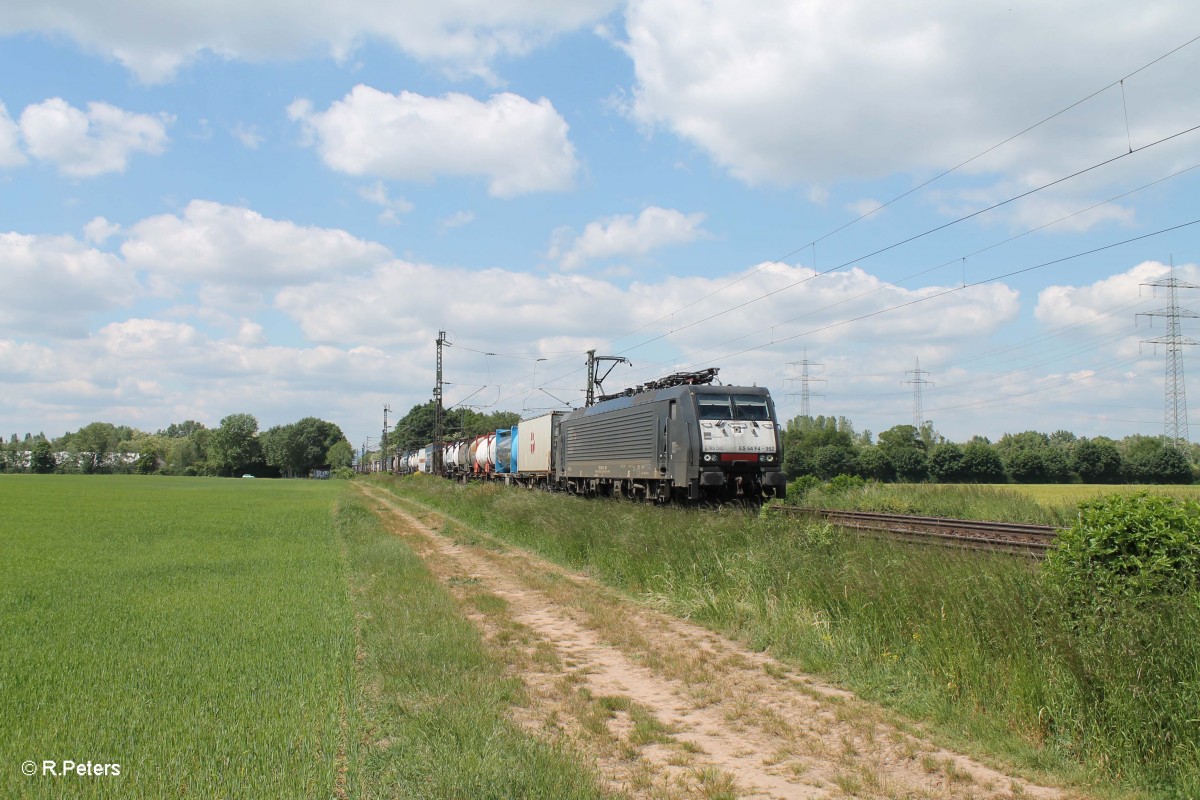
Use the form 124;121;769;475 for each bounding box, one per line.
2;0;1200;451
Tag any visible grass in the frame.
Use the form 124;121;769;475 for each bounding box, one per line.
1;475;606;800
334;489;604;800
386;473;1200;800
986;483;1200;508
0;474;352;799
789;480;1200;527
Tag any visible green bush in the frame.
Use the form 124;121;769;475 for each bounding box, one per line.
826;473;866;494
1042;492;1200;788
787;474;821;498
1045;492;1200;613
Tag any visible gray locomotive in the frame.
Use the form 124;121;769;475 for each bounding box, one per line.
556;368;786;502
395;368;786;502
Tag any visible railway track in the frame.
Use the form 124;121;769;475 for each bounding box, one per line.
767;506;1061;557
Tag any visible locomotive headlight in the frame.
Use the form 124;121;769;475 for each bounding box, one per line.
703;453;716;462
760;453;776;463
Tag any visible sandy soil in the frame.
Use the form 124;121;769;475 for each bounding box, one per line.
358;484;1085;800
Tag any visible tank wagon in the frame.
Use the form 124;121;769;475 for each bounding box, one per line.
393;369;785;502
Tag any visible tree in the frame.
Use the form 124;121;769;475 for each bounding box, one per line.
995;430;1051;455
960;442;1007;483
856;447;894;481
811;445;857;480
262;417;348;477
928;443;967;483
1128;444;1193;484
878;425;927;481
782;447;813;480
30;440;56;474
1071;438;1125;484
1006;449;1047;483
168;428;210;475
69;422;121;473
129;434;170;475
784;415;856;451
890;448;929;482
161;420;207;438
208;413;263;477
877;424;925;455
327;439;354;470
996;430;1073;483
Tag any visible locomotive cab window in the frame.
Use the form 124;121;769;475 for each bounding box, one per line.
732;395;770;421
697;394;771;421
697;396;734;420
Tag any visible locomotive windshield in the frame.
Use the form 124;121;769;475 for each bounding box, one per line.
696;394;772;421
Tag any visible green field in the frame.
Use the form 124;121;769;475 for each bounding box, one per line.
0;476;601;799
1;475;351;798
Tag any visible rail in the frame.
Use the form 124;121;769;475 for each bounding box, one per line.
767;506;1061;557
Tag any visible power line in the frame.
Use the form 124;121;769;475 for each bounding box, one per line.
1137;265;1200;449
615;158;1197;385
596;33;1200;354
609;121;1200;363
904;358;934;430
693;218;1200;367
414;38;1200;420
784;349;825;417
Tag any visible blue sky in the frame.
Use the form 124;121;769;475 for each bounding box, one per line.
2;0;1200;450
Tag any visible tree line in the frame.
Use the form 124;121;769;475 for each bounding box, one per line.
367;402;522;463
2;414;353;478
783;415;1197;485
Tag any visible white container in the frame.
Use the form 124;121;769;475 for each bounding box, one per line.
515;411;563;475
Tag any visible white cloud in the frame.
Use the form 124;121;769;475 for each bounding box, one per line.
120;199;392;287
845;198;883;219
231;122;263;149
357;180;415;226
274;254;1019;369
0;232;140;336
19;98;170;177
0;0;618;83
1035;260;1200;337
83;216;121;244
623;0;1200;189
0;102;26;167
438;210;475;234
551;206;709;270
289;86;579;197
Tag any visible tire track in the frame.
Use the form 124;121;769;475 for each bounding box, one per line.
358;484;1081;800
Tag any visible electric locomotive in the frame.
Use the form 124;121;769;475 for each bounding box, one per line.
555;368;786;502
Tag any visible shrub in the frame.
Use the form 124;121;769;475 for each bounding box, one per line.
787;475;821;498
1045;492;1200;613
826;473;866;495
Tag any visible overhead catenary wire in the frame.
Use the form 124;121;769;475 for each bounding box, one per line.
422;35;1200;423
595;32;1200;353
601;159;1200;387
608;122;1200;365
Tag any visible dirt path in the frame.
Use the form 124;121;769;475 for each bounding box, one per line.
358;484;1081;800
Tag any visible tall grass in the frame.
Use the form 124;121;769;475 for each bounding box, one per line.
388;474;1200;799
791;480;1074;525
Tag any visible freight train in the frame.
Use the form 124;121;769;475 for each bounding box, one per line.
390;369;786;502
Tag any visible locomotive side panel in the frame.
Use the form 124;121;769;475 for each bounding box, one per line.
560;402;663;479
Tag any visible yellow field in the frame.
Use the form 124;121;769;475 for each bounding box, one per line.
982;483;1200;507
